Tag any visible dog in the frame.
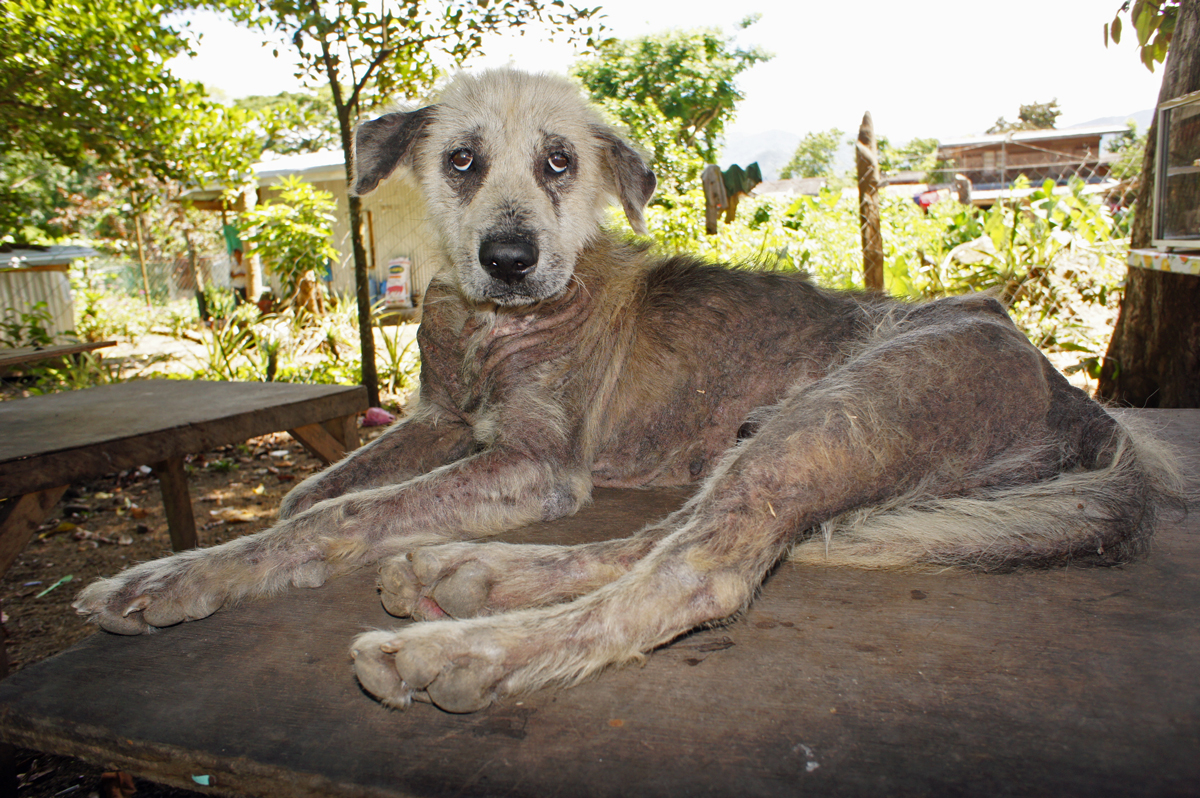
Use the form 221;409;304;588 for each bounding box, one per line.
75;70;1183;713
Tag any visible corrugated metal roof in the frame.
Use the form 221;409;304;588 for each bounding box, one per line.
939;125;1129;149
253;149;346;184
1;245;99;269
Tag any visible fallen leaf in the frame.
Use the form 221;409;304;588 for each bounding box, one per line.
211;507;256;523
130;507;149;519
277;473;296;482
73;529;115;544
117;534;134;546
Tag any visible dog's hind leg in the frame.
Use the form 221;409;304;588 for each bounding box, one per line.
353;314;1075;711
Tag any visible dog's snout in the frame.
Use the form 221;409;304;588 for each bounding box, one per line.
479;240;539;284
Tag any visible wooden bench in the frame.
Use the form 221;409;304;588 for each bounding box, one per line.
0;379;368;571
0;340;116;378
0;409;1195;796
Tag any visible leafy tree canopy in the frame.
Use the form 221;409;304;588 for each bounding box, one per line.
987;100;1062;134
1105;0;1179;72
571;19;771;165
1;0;211;183
779;129;844;180
877;136;941;177
234;89;341;156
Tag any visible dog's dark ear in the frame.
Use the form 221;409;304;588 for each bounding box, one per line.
594;127;657;235
351;106;436;196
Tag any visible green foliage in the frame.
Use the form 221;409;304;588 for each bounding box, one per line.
180;103;262;194
987;100;1062;134
0;0;208;183
642;177;1125;359
1;302;56;348
779;129;844;180
572;22;770;167
877;136;943;178
1107;121;1149;181
1105;0;1179;71
242;176;339;298
0;153;80;245
234;89;341;156
377;323;420;396
592;98;707;196
0;301;124;395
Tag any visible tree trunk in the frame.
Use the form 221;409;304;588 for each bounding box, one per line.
856;112;884;292
347;191;380;407
1098;0;1200;407
328;77;380;408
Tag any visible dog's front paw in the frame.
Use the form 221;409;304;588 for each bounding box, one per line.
378;545;500;621
73;557;225;634
351;626;508;713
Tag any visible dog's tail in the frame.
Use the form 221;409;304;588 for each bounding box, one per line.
791;415;1190;571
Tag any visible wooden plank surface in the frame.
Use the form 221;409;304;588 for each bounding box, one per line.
0;341;115;370
0;380;368;497
0;411;1196;798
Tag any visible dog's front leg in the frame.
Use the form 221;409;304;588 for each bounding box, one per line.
279;405;476;519
376;510;683;620
74;449;591;634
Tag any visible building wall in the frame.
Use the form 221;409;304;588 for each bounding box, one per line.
312;177;443;307
0;267;74;341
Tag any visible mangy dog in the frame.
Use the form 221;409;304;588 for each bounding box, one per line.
75;70;1184;713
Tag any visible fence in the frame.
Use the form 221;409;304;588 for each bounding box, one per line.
80;251;236;306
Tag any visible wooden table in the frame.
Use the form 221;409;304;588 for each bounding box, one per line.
0;409;1196;797
0;379;368;573
0;341;116;377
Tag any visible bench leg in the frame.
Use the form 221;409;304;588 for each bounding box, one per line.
153;457;197;551
0;486;67;701
289;412;358;465
0;486;68;576
324;413;360;453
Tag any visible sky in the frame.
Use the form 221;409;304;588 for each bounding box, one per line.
168;0;1165;147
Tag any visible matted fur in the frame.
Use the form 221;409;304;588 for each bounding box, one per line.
75;70;1186;713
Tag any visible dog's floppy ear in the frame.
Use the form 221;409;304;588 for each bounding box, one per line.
594;127;657;236
351;106;436;196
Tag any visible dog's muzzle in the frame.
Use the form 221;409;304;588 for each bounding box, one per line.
479;238;539;285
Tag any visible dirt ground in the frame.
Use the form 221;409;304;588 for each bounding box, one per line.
1;420;389;798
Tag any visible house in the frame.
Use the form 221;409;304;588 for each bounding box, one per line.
0;244;99;341
252;150;440;308
937;126;1127;190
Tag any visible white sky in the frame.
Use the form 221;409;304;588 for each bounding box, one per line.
168;0;1164;144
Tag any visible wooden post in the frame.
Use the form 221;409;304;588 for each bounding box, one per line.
855;112;885;293
132;192;152;309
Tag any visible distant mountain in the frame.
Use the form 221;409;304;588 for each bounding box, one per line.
1069;109;1154;131
719;129;800;181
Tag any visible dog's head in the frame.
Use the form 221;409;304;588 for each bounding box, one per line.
352;70;657;306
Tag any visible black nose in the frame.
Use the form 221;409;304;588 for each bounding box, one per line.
478;239;539;284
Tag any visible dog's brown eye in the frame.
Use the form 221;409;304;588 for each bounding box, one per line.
450;149;474;172
548;152;570;173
